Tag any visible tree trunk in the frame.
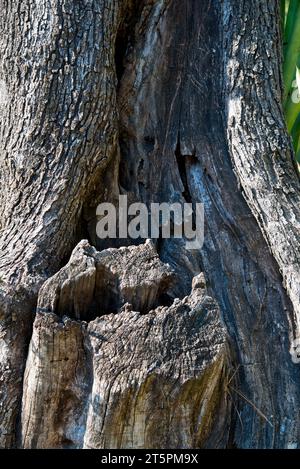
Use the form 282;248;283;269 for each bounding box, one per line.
0;0;300;449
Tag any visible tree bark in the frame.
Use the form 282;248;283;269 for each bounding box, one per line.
0;0;127;446
0;0;300;449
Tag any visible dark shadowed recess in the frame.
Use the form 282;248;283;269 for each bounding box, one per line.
2;0;299;450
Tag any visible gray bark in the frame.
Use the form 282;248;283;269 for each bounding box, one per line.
21;240;230;449
1;0;300;449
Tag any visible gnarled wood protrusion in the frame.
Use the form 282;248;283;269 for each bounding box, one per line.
21;241;230;449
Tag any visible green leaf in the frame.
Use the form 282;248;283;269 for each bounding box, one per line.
281;0;287;32
283;1;300;105
296;65;300;93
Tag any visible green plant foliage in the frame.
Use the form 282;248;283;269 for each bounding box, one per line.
282;0;300;162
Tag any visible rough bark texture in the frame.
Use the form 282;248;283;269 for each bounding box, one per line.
1;0;300;449
21;240;230;449
0;0;128;446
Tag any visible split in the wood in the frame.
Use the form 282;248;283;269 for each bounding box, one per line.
37;239;177;321
22;239;231;448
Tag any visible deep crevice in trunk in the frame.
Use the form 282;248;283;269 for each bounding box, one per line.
1;0;300;450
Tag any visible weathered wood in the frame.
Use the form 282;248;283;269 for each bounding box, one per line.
1;0;300;449
21;240;230;449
